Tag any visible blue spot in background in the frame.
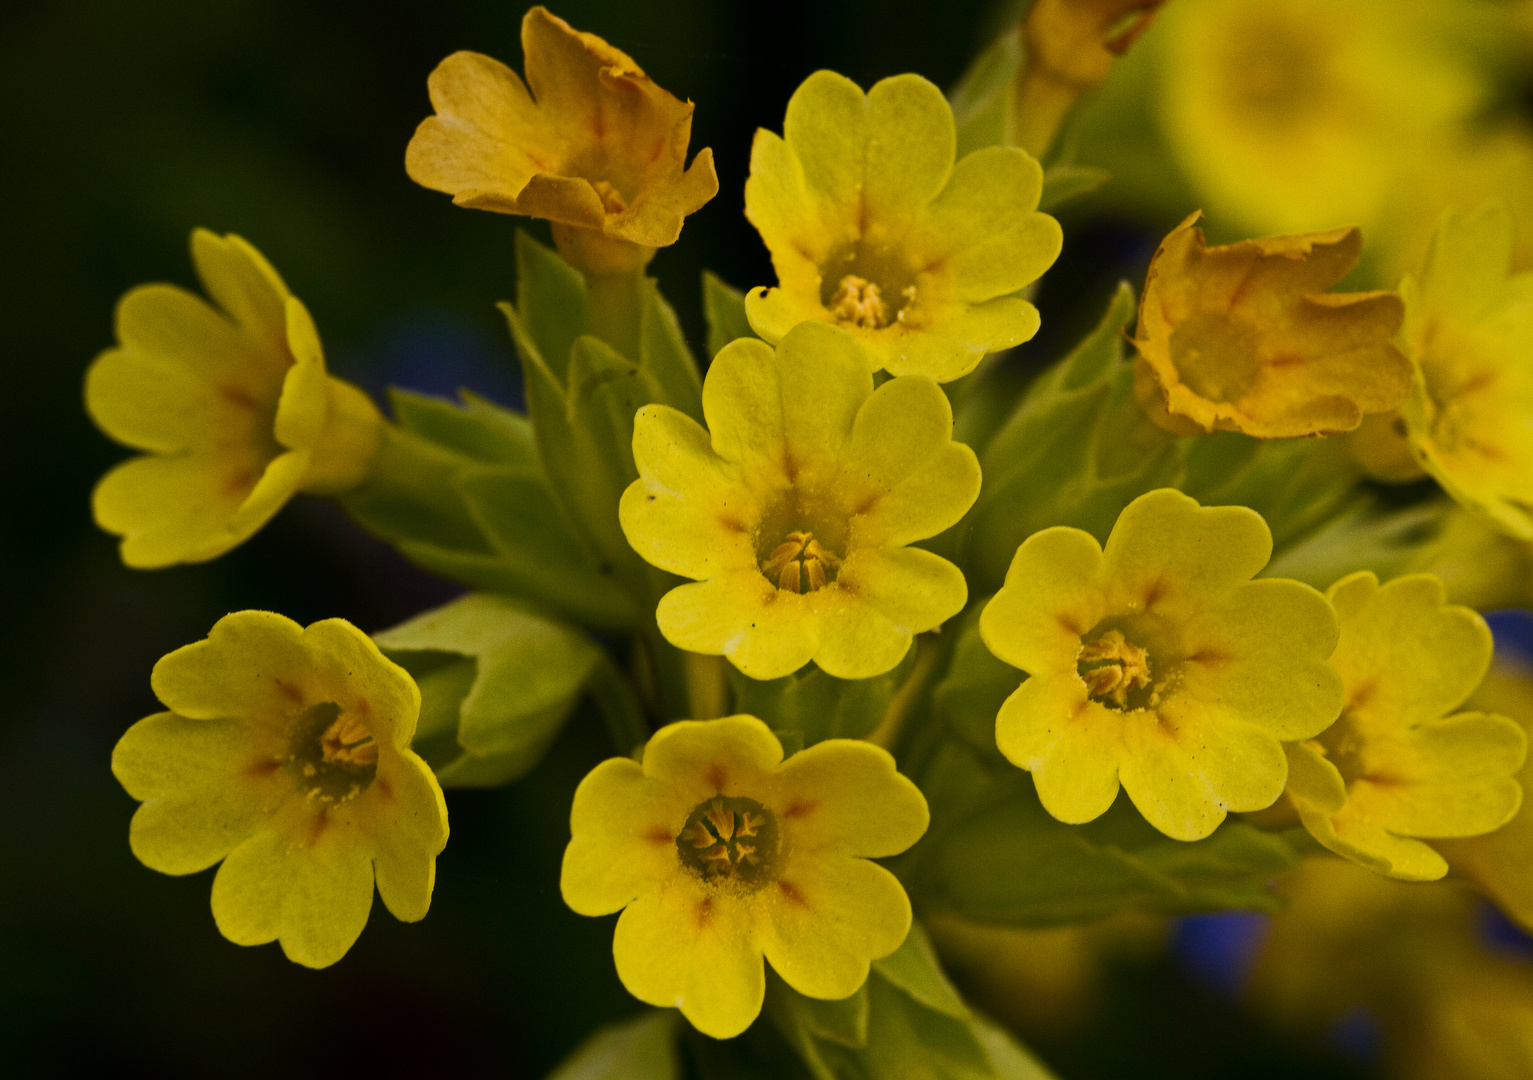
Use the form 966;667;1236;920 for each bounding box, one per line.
1486;609;1533;664
1172;912;1270;997
1326;1007;1380;1063
1478;900;1533;957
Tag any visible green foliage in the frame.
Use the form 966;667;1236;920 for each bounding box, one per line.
1038;165;1111;212
950;29;1020;160
963;283;1182;592
766;923;1059;1079
729;649;917;748
501;232;703;610
930;603;1022;757
702;271;755;360
376;593;602;788
546;1010;680;1080
341;389;636;628
900;742;1304;926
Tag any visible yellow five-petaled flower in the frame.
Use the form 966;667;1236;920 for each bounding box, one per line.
980;488;1343;841
619;321;980;681
560;715;929;1038
112;611;449;968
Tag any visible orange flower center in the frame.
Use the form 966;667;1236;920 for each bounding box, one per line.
760;530;843;593
1077;628;1153;708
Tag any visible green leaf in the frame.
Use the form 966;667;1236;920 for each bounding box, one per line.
640;279;704;423
931;603;1022;758
389;387;539;468
965;283;1182;593
1038;165;1111;213
546;1010;680;1080
901;743;1303;926
767;919;1059;1079
376;593;602;788
950;30;1022;160
703;272;755;360
729;649;917;746
516;230;589;384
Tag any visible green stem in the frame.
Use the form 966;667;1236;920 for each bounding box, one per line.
588;651;651;756
641;621;695;723
584;271;647;362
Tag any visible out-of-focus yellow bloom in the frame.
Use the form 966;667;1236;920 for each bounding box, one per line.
111;612;449;968
86;231;383;568
1437;661;1533;934
979;488;1342;841
1132;214;1412;437
1398;203;1533;539
405;6;718;275
560;715;927;1039
744;70;1061;383
619;322;978;681
1013;0;1164;157
1284;573;1525;880
1155;0;1490;237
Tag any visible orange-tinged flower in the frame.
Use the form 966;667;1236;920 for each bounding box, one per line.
405;6;717;274
1133;213;1412;437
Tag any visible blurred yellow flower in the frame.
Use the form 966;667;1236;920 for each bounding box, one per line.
405;6;717;275
744;70;1061;382
560;715;927;1039
86;230;383;568
1155;0;1490;237
1132;214;1412;437
1398;203;1533;539
979;488;1342;841
620;322;978;681
1436;660;1533;933
112;612;449;968
1284;573;1525;880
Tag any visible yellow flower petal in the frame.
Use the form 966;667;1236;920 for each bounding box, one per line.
1132;214;1412;437
758;854;912;1000
562;757;688;917
997;676;1124;825
765;739;928;858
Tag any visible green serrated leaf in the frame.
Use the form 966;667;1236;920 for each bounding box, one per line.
873;923;969;1020
546;1010;680;1080
951;30;1022;159
640;280;704;422
377;593;601;787
971;1013;1060;1079
930;604;1022;758
389;387;539;468
730;649;916;746
703;272;755;360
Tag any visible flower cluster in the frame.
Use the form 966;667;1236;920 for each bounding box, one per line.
85;3;1533;1072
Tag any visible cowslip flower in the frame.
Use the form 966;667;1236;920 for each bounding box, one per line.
560;715;928;1038
979;488;1342;841
1397;202;1533;539
619;321;979;681
86;230;384;568
1132;214;1412;437
1434;661;1533;930
1283;572;1525;880
405;6;718;275
111;611;449;968
743;70;1062;383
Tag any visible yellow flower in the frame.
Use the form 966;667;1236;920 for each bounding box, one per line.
619;322;979;681
979;488;1342;841
1132;213;1413;437
743;70;1062;383
111;611;449;968
405;6;718;275
560;715;928;1039
1283;573;1526;880
1435;659;1533;930
86;230;383;568
1397;203;1533;539
1154;0;1490;238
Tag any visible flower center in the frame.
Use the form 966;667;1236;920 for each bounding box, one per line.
827;274;918;330
676;796;778;888
289;701;378;802
1077;629;1153;708
760;530;843;593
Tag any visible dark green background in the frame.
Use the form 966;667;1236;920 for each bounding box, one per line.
0;1;1373;1075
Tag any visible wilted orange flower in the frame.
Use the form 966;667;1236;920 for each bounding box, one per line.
1133;213;1412;438
405;6;718;274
